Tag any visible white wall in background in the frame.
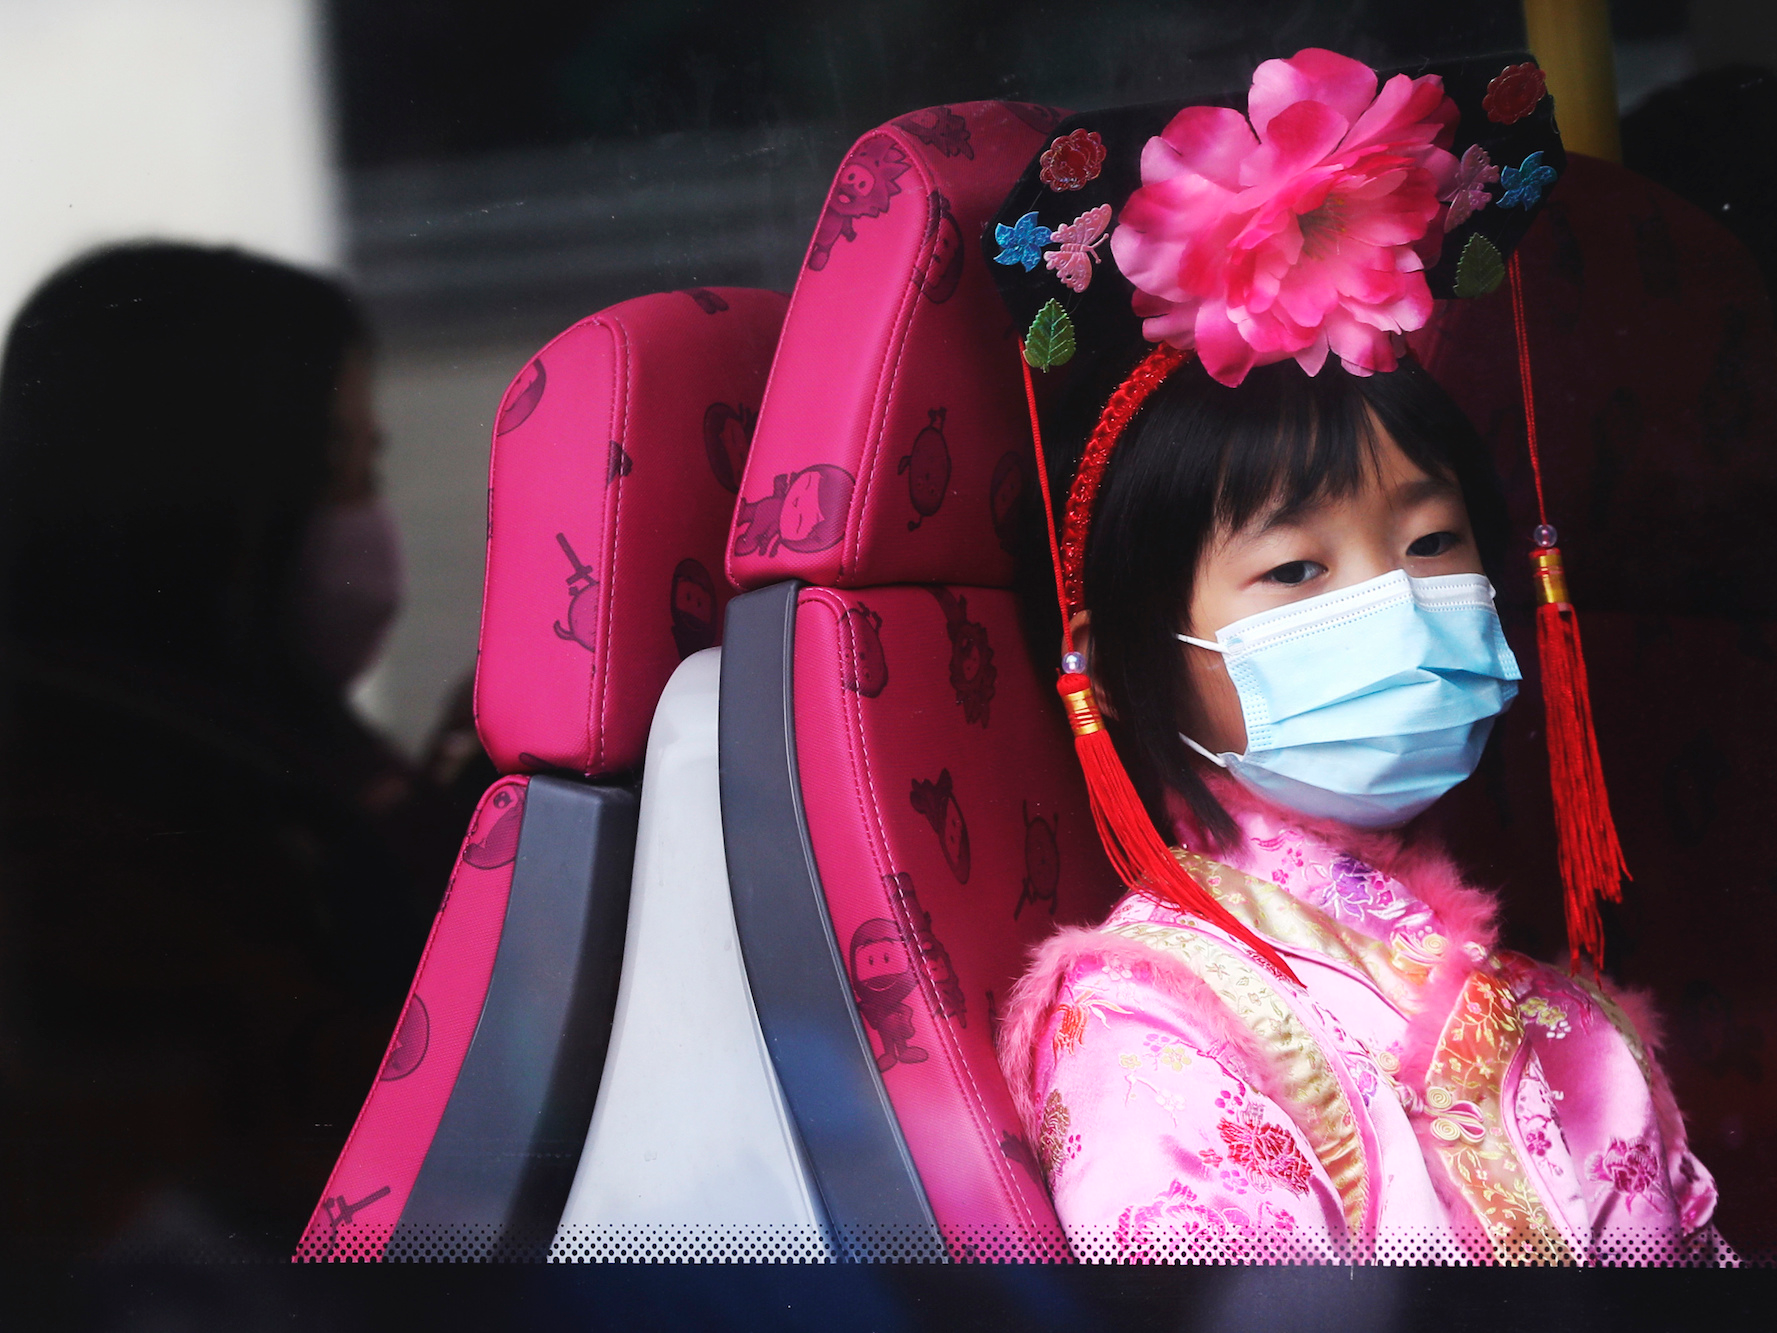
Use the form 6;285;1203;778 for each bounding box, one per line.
350;345;535;759
0;0;337;329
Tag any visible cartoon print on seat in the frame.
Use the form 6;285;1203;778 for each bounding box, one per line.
606;442;633;483
918;193;966;303
808;137;911;272
908;767;971;883
894;106;974;160
463;782;526;869
552;532;600;650
731;464;855;558
1015;801;1059;919
318;1185;393;1259
898;408;951;530
930;586;997;725
379;996;430;1081
683;288;730;314
497;358;545;434
669;558;719;660
702;401;755;494
989;451;1025;554
839;602;889;697
850;915;927;1072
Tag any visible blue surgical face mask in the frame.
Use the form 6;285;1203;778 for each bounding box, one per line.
1176;570;1520;828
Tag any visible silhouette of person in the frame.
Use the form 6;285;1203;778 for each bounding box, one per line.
0;243;460;1255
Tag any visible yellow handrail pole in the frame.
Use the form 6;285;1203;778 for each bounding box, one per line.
1521;0;1622;162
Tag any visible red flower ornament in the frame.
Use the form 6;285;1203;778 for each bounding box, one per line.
1110;48;1458;386
1483;62;1546;125
1040;129;1107;191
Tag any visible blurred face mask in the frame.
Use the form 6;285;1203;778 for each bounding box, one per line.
293;500;403;687
1176;569;1520;828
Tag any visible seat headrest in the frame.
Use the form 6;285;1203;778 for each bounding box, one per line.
477;288;787;776
728;102;1067;592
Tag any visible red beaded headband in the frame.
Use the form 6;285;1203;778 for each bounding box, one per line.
1018;339;1302;984
1057;343;1188;623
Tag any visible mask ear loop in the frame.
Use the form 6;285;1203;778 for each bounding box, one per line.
1172;633;1232;766
1020;343;1301;986
1509;252;1630;976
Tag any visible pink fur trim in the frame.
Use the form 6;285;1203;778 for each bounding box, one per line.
1169;772;1502;1090
998;919;1300;1143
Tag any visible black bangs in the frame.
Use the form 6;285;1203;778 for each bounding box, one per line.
1017;352;1507;852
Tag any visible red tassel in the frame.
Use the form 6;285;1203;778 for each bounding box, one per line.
1531;551;1629;974
1509;255;1630;975
1057;673;1303;986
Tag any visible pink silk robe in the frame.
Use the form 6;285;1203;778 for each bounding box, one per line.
1000;787;1726;1263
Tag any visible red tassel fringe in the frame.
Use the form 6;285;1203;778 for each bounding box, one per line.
1534;600;1630;974
1058;673;1303;987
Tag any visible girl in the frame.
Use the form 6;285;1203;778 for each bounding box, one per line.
988;51;1726;1263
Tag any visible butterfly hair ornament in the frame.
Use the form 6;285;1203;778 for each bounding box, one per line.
989;49;1629;975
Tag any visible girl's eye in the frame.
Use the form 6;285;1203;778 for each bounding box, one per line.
1262;560;1325;587
1407;531;1460;558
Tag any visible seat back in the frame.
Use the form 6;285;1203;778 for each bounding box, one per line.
298;289;786;1260
718;103;1123;1260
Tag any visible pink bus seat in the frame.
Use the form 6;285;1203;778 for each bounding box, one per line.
297;289;787;1260
717;103;1124;1261
481;287;787;777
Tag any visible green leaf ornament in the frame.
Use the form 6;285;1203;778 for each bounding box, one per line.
1454;234;1505;299
1023;299;1076;371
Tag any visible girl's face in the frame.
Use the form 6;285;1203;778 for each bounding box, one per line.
1180;423;1484;755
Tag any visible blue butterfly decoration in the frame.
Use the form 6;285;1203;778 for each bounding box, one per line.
994;211;1053;271
1498;151;1557;210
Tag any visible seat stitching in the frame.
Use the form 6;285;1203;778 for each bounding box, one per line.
845;139;935;581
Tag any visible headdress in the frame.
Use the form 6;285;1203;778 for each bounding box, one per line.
989;50;1626;975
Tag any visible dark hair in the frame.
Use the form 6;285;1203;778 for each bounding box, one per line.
0;242;366;679
1020;350;1508;851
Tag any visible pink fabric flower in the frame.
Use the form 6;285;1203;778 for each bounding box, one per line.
1110;48;1458;385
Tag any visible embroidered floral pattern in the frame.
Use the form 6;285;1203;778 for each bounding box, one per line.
1512;1056;1571;1181
1039;128;1106;191
1216;1103;1314;1195
1037;1089;1081;1178
1143;1031;1193;1072
1114;1180;1296;1259
1112;915;1370;1232
1317;855;1378;922
1518;996;1571;1039
1425;971;1571;1261
1588;1137;1662;1213
1051;984;1133;1060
